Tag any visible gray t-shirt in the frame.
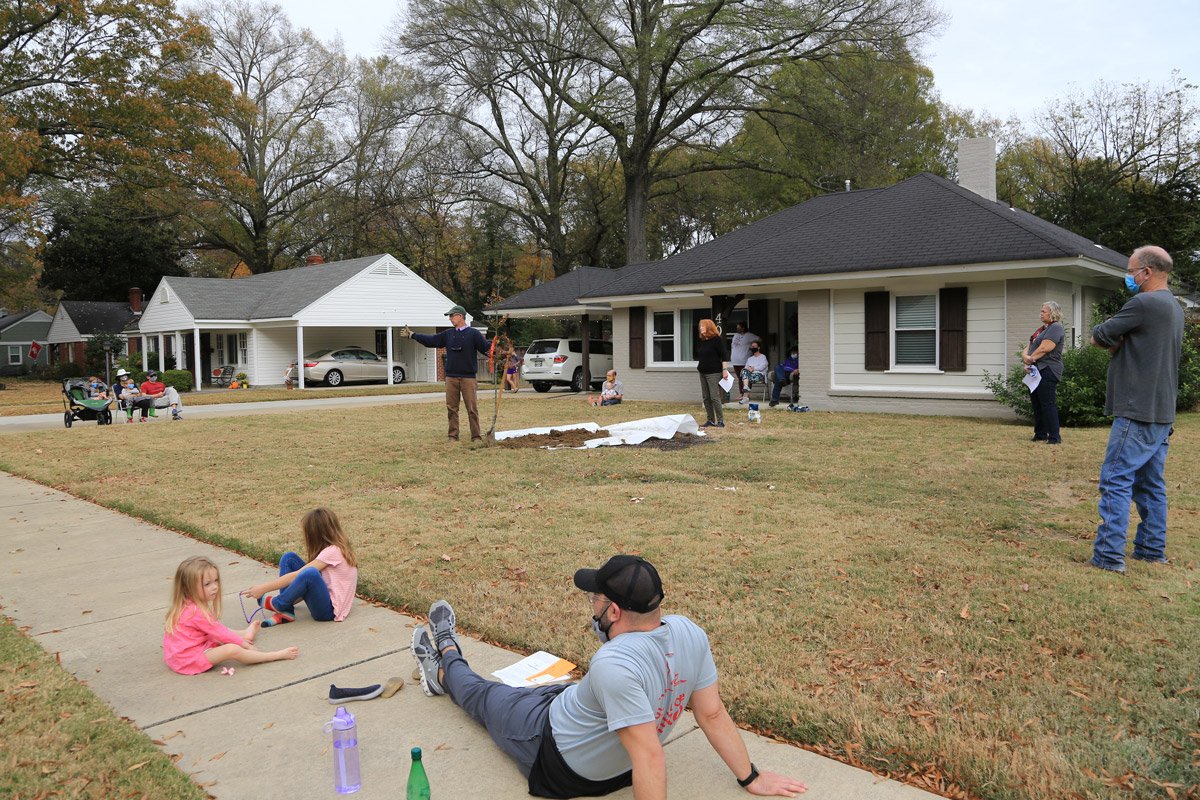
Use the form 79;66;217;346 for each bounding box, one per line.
1027;321;1065;380
548;615;718;781
1091;289;1184;424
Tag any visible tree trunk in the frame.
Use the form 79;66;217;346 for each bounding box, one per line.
624;167;650;265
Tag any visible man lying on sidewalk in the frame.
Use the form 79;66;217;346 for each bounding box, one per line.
411;555;807;798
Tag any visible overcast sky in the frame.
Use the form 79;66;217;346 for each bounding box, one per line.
273;0;1199;124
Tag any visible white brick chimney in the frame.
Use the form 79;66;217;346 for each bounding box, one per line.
957;137;997;202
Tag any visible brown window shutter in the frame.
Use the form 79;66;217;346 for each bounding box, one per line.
628;306;645;369
938;287;967;372
864;291;889;371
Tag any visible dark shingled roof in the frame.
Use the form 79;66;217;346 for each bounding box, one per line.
582;173;1127;298
164;255;385;320
59;301;138;335
488;267;623;312
0;310;38;332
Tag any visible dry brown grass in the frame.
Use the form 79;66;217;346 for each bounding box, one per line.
1;399;1197;799
0;616;208;800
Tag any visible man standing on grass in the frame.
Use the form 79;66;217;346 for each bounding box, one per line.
401;305;490;443
1088;245;1184;573
410;555;808;799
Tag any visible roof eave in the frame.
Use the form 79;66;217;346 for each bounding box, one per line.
663;257;1125;293
485;303;612;318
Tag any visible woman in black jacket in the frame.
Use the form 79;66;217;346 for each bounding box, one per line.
696;318;731;427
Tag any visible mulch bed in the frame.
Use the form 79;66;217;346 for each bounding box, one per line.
496;428;711;450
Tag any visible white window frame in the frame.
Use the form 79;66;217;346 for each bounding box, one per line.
891;293;939;371
7;345;21;365
647;307;709;366
237;332;248;364
215;336;226;365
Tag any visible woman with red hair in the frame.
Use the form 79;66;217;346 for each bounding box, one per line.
695;319;731;427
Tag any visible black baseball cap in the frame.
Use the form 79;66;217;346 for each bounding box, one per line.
573;555;663;613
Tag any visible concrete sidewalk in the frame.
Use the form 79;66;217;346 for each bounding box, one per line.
1;472;938;800
0;386;582;434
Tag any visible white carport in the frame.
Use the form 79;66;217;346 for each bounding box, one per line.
138;254;470;390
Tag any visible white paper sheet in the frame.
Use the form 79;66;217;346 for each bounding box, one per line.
1022;366;1041;393
718;374;735;392
491;651;577;687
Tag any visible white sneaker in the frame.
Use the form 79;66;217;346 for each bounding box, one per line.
739;397;748;405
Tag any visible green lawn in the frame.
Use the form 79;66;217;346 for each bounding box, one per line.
1;399;1197;799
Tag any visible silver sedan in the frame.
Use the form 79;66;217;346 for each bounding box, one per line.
290;348;409;387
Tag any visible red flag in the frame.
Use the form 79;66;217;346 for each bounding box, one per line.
27;341;41;360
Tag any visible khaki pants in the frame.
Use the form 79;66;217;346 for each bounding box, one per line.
446;377;481;441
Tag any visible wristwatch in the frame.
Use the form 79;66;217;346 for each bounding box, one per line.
737;763;759;788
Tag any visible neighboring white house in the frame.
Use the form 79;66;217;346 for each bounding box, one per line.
492;141;1129;417
137;254;473;390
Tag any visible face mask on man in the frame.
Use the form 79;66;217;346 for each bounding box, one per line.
591;601;614;644
1124;272;1140;293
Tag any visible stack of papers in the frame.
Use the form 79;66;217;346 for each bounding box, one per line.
492;651;577;687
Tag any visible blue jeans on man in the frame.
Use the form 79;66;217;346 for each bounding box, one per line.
1092;417;1172;572
272;551;335;620
770;365;798;404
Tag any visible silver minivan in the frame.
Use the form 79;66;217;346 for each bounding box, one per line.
520;339;613;392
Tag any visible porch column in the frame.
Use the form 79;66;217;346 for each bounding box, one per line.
296;326;305;389
581;313;591;390
386;326;394;385
192;327;202;391
157;334;165;372
141;338;148;371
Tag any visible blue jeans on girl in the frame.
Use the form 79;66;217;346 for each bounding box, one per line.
272;551;334;620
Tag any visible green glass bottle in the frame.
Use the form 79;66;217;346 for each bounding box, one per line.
407;746;431;800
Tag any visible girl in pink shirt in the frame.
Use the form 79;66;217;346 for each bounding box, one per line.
163;556;299;675
243;508;359;626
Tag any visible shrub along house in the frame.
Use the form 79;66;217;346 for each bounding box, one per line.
137;254;472;390
555;139;1128;416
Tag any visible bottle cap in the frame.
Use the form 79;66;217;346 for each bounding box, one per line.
330;706;356;731
411;746;423;760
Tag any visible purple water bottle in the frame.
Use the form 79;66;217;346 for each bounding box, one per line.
324;706;362;794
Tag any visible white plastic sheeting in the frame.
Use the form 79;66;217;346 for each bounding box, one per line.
495;414;704;449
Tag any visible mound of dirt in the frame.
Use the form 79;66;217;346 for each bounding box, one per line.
497;428;609;448
497;428;711;450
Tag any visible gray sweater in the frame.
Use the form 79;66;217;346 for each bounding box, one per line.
1091;289;1184;424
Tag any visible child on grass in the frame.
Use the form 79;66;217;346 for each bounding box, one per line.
242;508;358;626
163;556;299;675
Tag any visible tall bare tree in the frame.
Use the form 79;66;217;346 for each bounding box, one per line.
403;0;940;265
401;0;600;274
188;0;356;272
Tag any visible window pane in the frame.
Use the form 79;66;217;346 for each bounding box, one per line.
895;331;935;364
652;312;674;337
895;295;935;328
680;309;705;361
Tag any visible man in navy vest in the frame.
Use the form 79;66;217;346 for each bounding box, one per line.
402;305;490;443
